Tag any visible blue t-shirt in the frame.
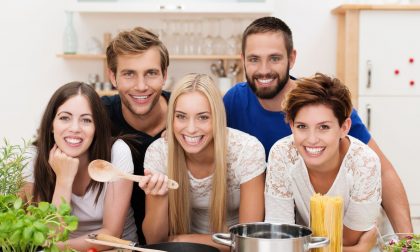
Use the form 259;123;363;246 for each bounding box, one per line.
223;82;371;159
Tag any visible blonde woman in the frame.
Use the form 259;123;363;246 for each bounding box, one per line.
140;73;265;250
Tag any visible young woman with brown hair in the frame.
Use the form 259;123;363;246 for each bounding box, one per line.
265;73;381;251
23;82;137;251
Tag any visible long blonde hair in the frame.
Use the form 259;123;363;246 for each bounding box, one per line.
166;73;228;235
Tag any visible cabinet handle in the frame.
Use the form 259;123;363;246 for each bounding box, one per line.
159;5;183;11
366;104;371;131
367;60;372;89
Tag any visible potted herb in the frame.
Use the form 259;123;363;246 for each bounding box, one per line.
0;139;28;196
0;140;78;252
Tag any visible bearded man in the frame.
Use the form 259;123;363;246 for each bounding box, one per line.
223;16;413;235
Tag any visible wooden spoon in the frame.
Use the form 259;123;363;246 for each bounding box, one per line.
88;159;179;190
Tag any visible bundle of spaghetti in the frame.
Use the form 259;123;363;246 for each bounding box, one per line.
310;193;343;252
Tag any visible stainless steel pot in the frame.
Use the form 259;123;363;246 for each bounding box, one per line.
212;222;329;252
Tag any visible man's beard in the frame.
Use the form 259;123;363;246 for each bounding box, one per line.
246;63;290;100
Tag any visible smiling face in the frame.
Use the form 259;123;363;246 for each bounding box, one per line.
52;95;95;158
110;46;166;118
291;104;350;171
173;91;214;156
244;32;296;99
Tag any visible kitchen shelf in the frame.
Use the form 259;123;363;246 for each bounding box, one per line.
57;54;241;60
68;2;272;15
57;52;243;84
56;53;106;60
171;55;241;60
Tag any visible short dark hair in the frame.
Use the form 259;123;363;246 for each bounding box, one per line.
242;16;293;56
106;27;169;76
283;73;352;126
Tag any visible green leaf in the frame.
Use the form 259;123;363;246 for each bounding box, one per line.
67;219;78;231
10;229;21;243
61;229;69;240
33;221;48;233
38;201;49;212
0;222;8;232
12;219;24;229
22;226;34;241
50;244;60;252
59;202;71;215
33;231;45;246
13;197;22;210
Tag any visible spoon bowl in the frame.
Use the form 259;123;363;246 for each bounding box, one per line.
88;159;179;190
88;159;118;182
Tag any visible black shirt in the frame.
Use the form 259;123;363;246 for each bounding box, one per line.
101;91;170;244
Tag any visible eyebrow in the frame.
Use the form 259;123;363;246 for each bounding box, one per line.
294;120;333;124
246;53;283;58
146;68;160;72
120;68;160;72
175;111;210;115
56;111;93;117
120;69;135;73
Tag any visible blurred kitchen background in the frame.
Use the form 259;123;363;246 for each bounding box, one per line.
0;0;345;143
1;0;419;231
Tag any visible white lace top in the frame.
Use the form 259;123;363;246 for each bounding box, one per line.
265;135;381;231
144;127;266;233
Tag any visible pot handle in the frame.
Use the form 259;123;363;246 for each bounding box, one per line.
212;233;233;247
308;236;330;249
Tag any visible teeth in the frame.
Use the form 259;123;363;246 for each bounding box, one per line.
65;137;82;144
257;78;273;84
184;136;201;143
305;147;324;154
132;95;148;99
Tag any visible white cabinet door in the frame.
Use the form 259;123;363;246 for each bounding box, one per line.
358;96;420;217
358;11;420;96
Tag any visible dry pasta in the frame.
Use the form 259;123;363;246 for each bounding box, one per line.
310;194;343;252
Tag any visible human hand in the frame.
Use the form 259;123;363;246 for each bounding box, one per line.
357;227;378;251
138;169;169;196
48;144;79;184
169;234;183;242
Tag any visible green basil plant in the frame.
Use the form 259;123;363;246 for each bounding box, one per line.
0;140;78;252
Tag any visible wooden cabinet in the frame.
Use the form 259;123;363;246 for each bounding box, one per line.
333;4;420;217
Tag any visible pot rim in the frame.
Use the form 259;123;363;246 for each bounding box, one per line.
226;222;314;240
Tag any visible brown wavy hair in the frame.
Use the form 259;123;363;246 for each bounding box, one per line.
33;82;111;203
283;73;352;126
106;26;170;76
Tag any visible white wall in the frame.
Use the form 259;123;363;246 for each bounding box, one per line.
0;0;345;143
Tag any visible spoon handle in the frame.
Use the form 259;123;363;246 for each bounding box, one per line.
123;173;179;190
